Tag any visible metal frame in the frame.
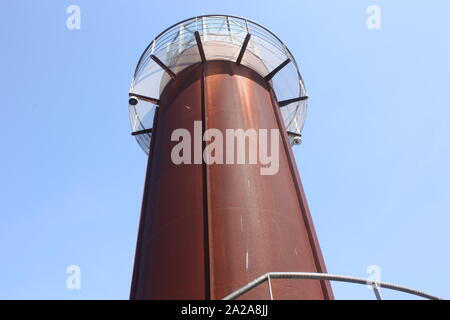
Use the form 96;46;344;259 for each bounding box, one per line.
133;14;302;79
131;128;152;136
129;14;309;154
150;54;177;80
279;96;308;107
287;131;302;138
194;31;207;64
222;272;442;300
236;33;251;65
264;59;291;81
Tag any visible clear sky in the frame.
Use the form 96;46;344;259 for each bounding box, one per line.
0;0;449;299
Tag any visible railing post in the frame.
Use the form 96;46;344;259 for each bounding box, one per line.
267;274;274;300
372;285;383;300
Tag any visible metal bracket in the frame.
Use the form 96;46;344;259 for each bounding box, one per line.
194;31;207;64
131;128;153;136
151;54;177;80
287;131;302;138
278;96;308;107
236;33;251;65
264;59;291;81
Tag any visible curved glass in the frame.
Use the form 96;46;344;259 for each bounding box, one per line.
129;15;308;154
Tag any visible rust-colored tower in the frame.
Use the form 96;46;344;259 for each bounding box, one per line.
128;15;333;300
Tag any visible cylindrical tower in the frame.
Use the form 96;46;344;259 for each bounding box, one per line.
128;15;333;300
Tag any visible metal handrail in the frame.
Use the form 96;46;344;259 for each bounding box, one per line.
222;272;442;300
129;14;309;155
133;14;300;79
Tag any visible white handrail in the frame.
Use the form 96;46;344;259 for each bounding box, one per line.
222;272;442;300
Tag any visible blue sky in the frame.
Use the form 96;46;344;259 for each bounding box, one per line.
0;0;449;299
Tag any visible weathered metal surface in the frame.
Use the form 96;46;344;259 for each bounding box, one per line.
130;64;207;299
131;59;333;300
204;61;331;299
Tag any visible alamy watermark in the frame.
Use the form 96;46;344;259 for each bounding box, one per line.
66;5;81;30
171;121;280;176
66;265;81;290
366;264;381;290
366;5;381;30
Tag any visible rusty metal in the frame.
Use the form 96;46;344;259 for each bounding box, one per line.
130;107;160;300
204;60;332;299
130;64;206;299
130;60;333;300
269;84;334;299
129;15;331;301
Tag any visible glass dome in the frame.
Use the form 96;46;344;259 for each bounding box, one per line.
129;14;308;154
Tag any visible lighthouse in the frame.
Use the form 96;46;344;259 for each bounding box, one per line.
128;15;333;300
